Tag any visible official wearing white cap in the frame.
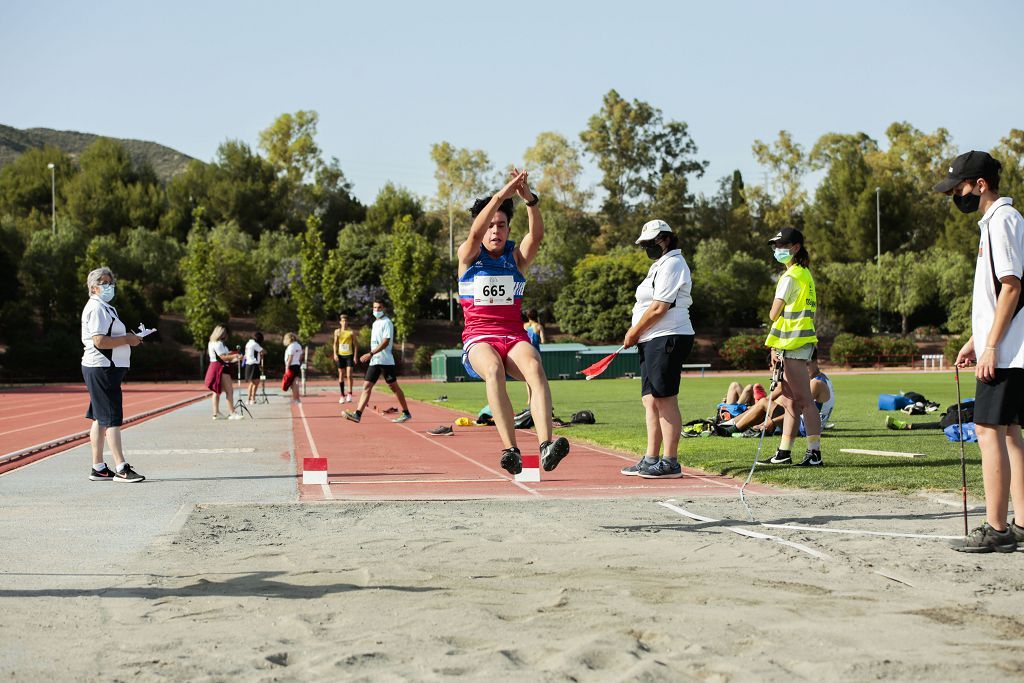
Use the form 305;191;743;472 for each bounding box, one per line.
620;220;695;479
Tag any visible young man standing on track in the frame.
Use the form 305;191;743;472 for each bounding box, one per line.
332;314;358;404
935;151;1024;553
344;300;412;424
458;168;569;476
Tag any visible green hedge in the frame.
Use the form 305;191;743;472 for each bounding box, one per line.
719;333;770;370
830;333;917;366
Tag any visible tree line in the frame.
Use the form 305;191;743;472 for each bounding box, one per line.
1;90;1022;378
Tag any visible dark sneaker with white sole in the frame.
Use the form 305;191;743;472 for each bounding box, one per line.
540;437;570;471
620;458;649;476
638;459;683;479
951;523;1017;553
426;425;454;436
759;449;791;465
794;450;823;467
1009;519;1024;548
113;464;145;483
500;447;523;475
343;411;361;423
89;466;115;481
392;412;412;423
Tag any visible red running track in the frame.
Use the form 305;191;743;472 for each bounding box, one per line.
0;383;208;473
291;393;777;500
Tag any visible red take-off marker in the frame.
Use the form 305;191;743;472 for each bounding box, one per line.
302;457;328;485
515;454;540;482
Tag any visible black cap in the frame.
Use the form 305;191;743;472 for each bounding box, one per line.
768;227;804;246
932;151;1002;193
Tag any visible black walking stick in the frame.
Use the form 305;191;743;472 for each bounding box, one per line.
954;366;969;536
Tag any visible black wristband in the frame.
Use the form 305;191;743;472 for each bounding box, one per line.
525;192;539;207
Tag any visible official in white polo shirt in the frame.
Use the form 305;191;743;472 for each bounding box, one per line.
937;151;1024;553
620;219;695;480
80;266;144;482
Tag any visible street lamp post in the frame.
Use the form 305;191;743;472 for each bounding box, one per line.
875;186;881;332
47;163;56;234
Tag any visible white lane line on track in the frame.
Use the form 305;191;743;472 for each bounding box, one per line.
658;501;832;560
0;392;206;438
329;478;506;485
0;393;207;465
130;448;256;455
296;402;333;500
571;441;747;492
759;522;961;541
370;410;541;497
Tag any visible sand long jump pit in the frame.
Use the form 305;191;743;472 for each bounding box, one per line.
2;492;1022;682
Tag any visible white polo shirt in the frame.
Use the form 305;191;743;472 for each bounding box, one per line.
244;339;264;365
284;341;303;367
208;340;230;362
81;296;130;368
369;316;396;366
972;197;1024;369
631;249;694;343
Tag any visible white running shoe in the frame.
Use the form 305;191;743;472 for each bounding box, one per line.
339;397;345;404
228;413;245;420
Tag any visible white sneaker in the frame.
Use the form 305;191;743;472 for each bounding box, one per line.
346;394;353;403
228;413;244;420
339;397;345;404
212;414;226;420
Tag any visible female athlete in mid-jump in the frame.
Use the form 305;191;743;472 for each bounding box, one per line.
458;168;569;475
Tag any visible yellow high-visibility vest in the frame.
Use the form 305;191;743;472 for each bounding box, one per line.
765;264;818;350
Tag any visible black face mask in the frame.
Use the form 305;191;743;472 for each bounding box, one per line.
953;190;981;214
644;245;663;260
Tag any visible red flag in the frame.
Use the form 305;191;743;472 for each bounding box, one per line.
579;346;624;380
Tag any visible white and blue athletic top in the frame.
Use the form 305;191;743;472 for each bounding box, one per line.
458;241;528;342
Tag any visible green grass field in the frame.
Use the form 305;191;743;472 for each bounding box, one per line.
395;372;986;495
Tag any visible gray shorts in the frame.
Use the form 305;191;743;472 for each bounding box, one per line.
781;344;815;361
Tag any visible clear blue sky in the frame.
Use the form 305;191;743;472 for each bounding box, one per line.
3;0;1022;206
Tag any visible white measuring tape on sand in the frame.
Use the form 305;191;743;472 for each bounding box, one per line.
658;501;831;560
658;500;961;551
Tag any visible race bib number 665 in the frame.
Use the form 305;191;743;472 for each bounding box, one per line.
474;275;514;306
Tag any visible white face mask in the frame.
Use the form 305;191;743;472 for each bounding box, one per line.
98;283;116;302
773;248;793;264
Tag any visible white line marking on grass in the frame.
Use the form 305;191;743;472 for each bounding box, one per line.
372;412;541;497
657;501;831;560
296;402;333;500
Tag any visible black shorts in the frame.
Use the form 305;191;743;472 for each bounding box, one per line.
83;365;128;427
336;356;354;369
974;368;1024;425
365;364;398;385
638;334;694;398
243;364;261;381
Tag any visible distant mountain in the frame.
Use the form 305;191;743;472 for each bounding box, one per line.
0;124;197;182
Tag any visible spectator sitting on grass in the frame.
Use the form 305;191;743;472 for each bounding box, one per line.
718;353;833;437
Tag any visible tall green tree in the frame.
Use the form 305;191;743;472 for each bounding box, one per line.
523;132;590;209
381;216;440;354
292;214;325;342
749;130;808;231
181;217;223;347
63;138;164;236
553;249;650;342
259;110;322;186
18;219;86;333
580;89;706;247
0;146;74;228
689;238;774;331
430;141;491;320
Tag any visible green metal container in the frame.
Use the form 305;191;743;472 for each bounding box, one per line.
430;349;474;382
538;343;590;380
577;345;640;379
